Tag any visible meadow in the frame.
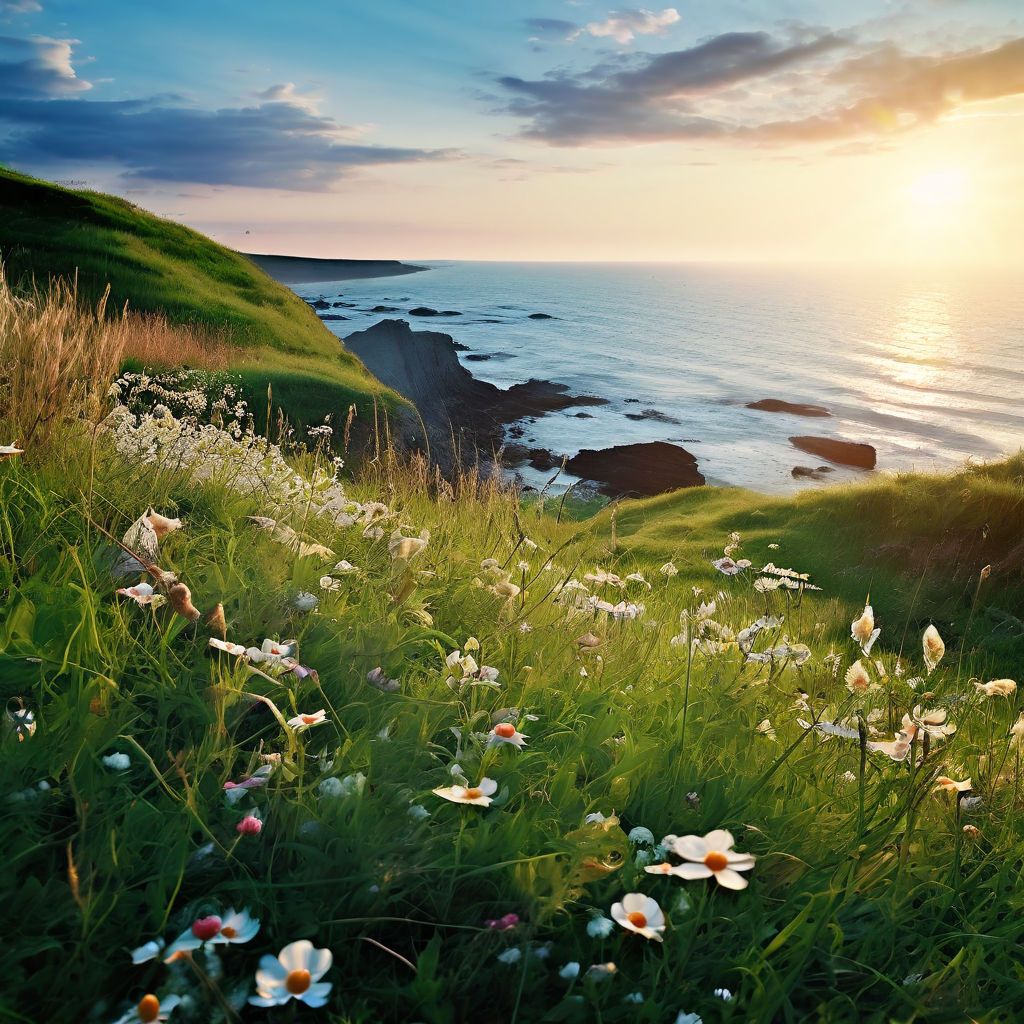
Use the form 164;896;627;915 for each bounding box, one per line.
2;273;1024;1024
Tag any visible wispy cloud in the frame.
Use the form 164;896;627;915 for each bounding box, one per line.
0;37;454;189
0;1;43;14
573;8;680;45
496;29;1024;147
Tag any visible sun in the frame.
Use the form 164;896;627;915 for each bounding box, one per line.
907;169;969;208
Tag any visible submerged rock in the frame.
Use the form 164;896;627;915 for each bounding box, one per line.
624;408;682;425
528;312;555;319
565;441;705;497
318;313;349;321
790;436;876;469
309;298;330;310
748;398;831;417
792;465;835;480
409;307;462;317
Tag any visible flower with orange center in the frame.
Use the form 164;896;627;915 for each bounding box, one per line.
286;709;328;732
488;722;528;749
249;939;333;1008
433;777;498;806
935;776;973;794
922;624;945;674
610;893;665;941
111;993;181;1024
646;829;756;890
851;602;880;656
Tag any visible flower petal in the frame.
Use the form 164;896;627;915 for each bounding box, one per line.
713;867;749;890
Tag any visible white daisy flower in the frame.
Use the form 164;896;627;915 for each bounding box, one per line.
432;777;497;806
610;893;665;941
249;939;333;1008
646;829;755;890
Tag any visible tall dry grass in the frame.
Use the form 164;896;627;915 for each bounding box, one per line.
0;267;127;447
0;266;243;450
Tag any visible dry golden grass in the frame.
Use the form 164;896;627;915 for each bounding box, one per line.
0;267;126;448
119;312;242;371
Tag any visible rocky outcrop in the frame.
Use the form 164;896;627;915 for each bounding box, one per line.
790;436;876;469
792;465;835;480
625;408;681;425
749;399;831;417
409;307;462;317
343;319;605;471
565;442;705;497
245;253;427;283
309;298;330;310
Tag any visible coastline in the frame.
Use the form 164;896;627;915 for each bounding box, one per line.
243;252;428;283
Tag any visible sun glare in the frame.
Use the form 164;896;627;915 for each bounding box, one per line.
908;169;969;208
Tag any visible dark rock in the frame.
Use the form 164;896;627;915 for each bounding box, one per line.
573;412;594;419
528;312;555;319
792;465;836;480
748;398;831;417
624;408;682;425
625;398;640;404
318;313;349;321
465;351;515;362
309;298;331;310
790;436;876;469
452;341;470;352
369;305;399;313
565;442;705;498
343;319;610;473
408;307;463;317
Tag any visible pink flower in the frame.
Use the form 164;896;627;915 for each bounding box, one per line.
237;814;263;836
484;913;520;931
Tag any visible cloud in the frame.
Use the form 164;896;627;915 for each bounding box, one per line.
0;38;452;189
496;29;1024;147
0;34;91;97
0;1;42;13
574;8;680;45
523;18;578;40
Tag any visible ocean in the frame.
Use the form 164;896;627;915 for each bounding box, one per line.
300;261;1023;494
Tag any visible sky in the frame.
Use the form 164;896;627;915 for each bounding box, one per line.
1;0;1022;265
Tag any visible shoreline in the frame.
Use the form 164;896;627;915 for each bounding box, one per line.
243;252;428;284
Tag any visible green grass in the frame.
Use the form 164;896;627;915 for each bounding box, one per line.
0;167;410;436
3;388;1023;1023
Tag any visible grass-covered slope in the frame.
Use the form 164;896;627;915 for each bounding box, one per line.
0;167;409;435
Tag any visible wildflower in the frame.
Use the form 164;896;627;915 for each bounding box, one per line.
130;939;165;965
287;710;328;732
103;752;131;771
224;765;274;804
935;776;972;794
712;556;751;576
660;562;679;577
841;770;857;783
611;893;665;942
209;637;247;657
488;723;527;749
389;527;430;561
585;962;617;981
648;829;756;890
332;560;357;573
962;824;980;838
237;814;263;836
675;1013;704;1024
974;679;1017;698
628;826;655;846
249;940;333;1008
922;624;945;674
367;667;400;693
714;988;734;1001
319;576;341;592
623;992;645;1003
911;705;956;739
485;913;519;931
292;591;319;612
1010;714;1024;746
408;804;430;821
112;993;181;1023
0;443;24;458
496;947;522;965
559;961;581;980
246;638;295;667
851;602;880;656
755;719;776;741
798;719;860;741
116;582;167;609
146;510;182;540
685;791;700;808
433;777;497;807
845;660;873;695
586;914;616;938
584;812;607;824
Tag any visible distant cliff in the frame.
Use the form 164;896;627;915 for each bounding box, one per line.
243;253;428;284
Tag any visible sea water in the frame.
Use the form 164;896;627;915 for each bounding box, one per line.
301;261;1023;494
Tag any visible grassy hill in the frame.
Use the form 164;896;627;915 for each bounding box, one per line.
0;167;411;441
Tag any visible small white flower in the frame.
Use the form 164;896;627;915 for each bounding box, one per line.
292;591;319;612
610;893;665;941
714;988;734;1001
559;961;581;980
675;1013;704;1024
408;804;430;821
623;991;644;1004
209;637;247;656
103;752;131;771
249;939;332;1007
627;826;655;846
586;914;615;938
646;829;755;890
286;709;328;732
660;562;679;576
433;777;497;807
130;939;165;965
488;723;528;749
496;947;522;965
111;994;181;1024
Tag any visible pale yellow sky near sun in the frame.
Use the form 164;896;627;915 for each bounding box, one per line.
171;94;1024;268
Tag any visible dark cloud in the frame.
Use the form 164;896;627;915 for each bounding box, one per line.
496;29;1024;147
0;37;453;189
